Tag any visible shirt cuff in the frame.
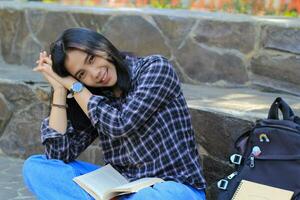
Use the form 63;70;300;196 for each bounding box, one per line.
87;95;109;127
40;117;74;144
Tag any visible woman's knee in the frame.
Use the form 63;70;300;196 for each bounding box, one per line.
23;155;47;179
23;154;75;186
23;154;78;180
22;155;94;200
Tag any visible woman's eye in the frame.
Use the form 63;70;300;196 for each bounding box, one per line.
78;71;85;80
89;55;95;64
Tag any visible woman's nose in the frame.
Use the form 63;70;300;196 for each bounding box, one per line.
90;69;100;80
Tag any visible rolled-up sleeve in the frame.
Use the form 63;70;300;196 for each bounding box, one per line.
41;117;98;163
87;55;180;139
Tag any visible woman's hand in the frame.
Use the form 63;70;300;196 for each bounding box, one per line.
34;51;65;91
34;51;78;91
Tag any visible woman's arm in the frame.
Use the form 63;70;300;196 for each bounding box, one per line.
50;55;180;139
36;51;68;133
35;54;180;139
41;117;98;163
42;87;98;163
49;88;68;133
86;56;181;138
35;51;98;163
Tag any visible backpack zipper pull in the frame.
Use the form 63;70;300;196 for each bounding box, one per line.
249;146;261;168
227;171;238;179
250;156;255;168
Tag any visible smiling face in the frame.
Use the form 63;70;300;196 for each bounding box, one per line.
64;49;118;87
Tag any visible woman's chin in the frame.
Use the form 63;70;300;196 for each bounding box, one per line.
95;81;116;88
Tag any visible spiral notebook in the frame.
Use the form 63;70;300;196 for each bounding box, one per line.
231;180;294;200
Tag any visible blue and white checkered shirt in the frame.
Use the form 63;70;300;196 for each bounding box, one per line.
41;54;206;190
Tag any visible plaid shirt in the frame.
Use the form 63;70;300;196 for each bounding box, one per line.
41;55;206;190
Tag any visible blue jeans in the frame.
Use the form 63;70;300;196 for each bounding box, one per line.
23;155;206;200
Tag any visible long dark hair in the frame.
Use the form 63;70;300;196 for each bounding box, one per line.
50;27;132;130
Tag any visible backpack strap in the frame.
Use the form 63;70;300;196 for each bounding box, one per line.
268;97;294;120
293;189;300;200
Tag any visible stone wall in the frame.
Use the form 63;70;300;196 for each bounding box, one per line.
1;2;300;199
0;81;49;158
0;2;300;94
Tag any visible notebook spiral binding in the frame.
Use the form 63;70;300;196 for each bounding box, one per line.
231;181;244;200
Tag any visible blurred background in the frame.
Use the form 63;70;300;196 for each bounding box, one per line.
21;0;300;17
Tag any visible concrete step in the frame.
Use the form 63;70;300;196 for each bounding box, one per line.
0;62;44;83
183;83;300;120
0;153;35;200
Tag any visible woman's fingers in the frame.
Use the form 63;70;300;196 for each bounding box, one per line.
34;51;53;72
40;51;52;65
44;57;52;65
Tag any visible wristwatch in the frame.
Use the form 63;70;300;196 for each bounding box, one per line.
67;82;84;98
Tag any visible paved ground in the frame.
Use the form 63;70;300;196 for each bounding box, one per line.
0;154;35;200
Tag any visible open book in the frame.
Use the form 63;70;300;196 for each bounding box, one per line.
73;164;164;200
232;180;294;200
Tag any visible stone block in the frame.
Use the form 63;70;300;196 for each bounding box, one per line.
176;38;248;84
0;9;29;65
102;15;170;57
250;52;300;87
25;9;47;35
152;15;196;48
0;93;12;136
71;13;110;32
194;20;256;54
0;82;49;110
202;155;233;200
0;82;50;158
261;25;300;55
169;59;187;83
0;102;49;158
190;109;253;160
35;11;78;55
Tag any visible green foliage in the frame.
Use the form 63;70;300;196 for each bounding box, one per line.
150;0;185;9
283;10;299;17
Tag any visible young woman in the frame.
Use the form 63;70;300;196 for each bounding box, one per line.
22;27;206;200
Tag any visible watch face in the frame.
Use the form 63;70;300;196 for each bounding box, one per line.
73;82;83;93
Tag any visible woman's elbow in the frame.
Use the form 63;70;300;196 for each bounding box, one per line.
104;124;134;139
44;144;75;163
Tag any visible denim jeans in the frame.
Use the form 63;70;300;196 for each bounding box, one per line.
23;155;206;200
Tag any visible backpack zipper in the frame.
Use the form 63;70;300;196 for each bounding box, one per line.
248;154;300;168
255;124;300;134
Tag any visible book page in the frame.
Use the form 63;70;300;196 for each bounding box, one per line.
232;180;294;200
102;177;164;200
113;177;164;193
73;164;129;200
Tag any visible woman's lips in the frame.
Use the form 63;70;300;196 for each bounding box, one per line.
100;68;109;84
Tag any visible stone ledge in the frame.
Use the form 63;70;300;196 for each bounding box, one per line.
0;62;45;83
182;83;300;121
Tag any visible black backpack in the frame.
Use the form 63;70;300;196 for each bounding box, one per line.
217;97;300;200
